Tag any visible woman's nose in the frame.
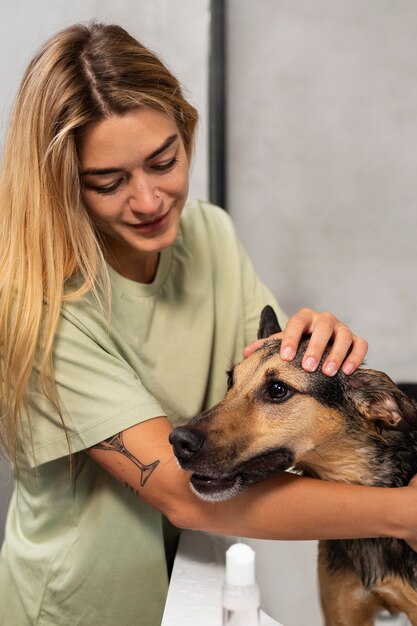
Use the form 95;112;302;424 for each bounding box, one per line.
128;172;160;214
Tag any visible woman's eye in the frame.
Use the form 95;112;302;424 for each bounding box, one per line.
152;157;179;172
87;180;123;195
268;381;290;400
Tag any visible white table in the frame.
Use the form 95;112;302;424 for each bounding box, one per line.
161;530;284;626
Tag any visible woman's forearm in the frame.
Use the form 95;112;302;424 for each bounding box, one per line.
183;471;416;544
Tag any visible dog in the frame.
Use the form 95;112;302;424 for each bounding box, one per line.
169;305;417;626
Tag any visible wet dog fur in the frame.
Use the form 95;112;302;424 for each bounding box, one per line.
169;306;417;626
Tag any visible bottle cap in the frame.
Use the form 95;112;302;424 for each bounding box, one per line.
225;543;256;586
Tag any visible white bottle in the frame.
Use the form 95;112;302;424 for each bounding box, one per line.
222;543;260;626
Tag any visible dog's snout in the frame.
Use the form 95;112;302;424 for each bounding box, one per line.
169;427;205;461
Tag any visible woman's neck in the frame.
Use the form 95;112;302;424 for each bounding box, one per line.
105;248;160;284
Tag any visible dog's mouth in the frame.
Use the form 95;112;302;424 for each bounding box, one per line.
190;473;243;501
189;447;294;501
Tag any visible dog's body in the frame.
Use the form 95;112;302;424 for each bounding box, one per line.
170;306;417;626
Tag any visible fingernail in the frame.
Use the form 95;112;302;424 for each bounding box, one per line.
324;362;337;377
303;357;317;372
342;362;355;375
282;346;295;360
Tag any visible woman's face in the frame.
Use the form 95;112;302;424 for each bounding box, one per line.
78;108;189;282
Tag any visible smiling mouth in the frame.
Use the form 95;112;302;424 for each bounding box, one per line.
189;447;294;501
131;209;171;232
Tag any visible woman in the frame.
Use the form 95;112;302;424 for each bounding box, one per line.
0;22;415;626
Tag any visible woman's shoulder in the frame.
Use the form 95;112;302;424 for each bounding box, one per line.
60;276;111;346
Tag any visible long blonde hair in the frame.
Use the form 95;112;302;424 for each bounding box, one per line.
0;23;198;466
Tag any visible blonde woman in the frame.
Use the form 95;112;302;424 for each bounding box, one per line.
0;22;416;626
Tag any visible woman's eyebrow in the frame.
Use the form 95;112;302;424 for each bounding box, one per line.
80;167;120;177
147;133;178;160
80;134;179;177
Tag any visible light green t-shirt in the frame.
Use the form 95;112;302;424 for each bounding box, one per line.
0;201;286;626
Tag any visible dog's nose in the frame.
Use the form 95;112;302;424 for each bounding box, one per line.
169;427;205;461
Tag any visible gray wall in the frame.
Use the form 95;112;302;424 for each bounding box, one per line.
228;0;417;383
0;0;210;545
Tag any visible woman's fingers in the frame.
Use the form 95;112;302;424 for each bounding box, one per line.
321;329;368;376
302;324;340;374
244;308;367;377
320;323;356;376
340;335;368;375
243;333;283;358
281;309;337;371
280;309;315;363
281;308;367;376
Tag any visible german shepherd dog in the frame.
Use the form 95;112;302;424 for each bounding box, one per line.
170;306;417;626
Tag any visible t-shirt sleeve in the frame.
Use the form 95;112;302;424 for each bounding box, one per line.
237;239;288;346
196;200;288;346
23;307;165;468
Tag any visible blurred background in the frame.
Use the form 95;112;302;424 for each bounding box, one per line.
1;2;416;625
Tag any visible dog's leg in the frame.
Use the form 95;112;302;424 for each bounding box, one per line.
318;553;382;626
372;576;417;626
406;612;417;626
406;611;417;626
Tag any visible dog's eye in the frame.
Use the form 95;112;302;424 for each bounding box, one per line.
268;381;289;400
226;369;234;390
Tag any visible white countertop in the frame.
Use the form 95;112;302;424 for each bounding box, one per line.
161;530;284;626
161;530;411;626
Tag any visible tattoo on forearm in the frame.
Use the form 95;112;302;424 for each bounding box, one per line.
124;482;140;498
92;432;160;487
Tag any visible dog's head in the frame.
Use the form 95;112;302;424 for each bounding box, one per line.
169;306;417;501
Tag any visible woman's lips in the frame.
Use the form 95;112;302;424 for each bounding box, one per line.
130;209;171;234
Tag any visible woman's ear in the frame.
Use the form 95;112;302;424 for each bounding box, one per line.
344;369;417;432
258;305;282;340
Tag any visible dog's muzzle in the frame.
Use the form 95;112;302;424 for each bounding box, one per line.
169;426;294;500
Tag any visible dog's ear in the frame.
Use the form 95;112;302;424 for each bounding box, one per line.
258;305;282;339
345;369;417;432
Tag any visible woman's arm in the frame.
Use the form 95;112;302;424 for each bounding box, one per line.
87;416;417;545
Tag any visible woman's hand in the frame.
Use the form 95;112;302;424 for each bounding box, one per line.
244;307;368;377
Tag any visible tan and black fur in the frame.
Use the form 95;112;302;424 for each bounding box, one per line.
170;306;417;626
